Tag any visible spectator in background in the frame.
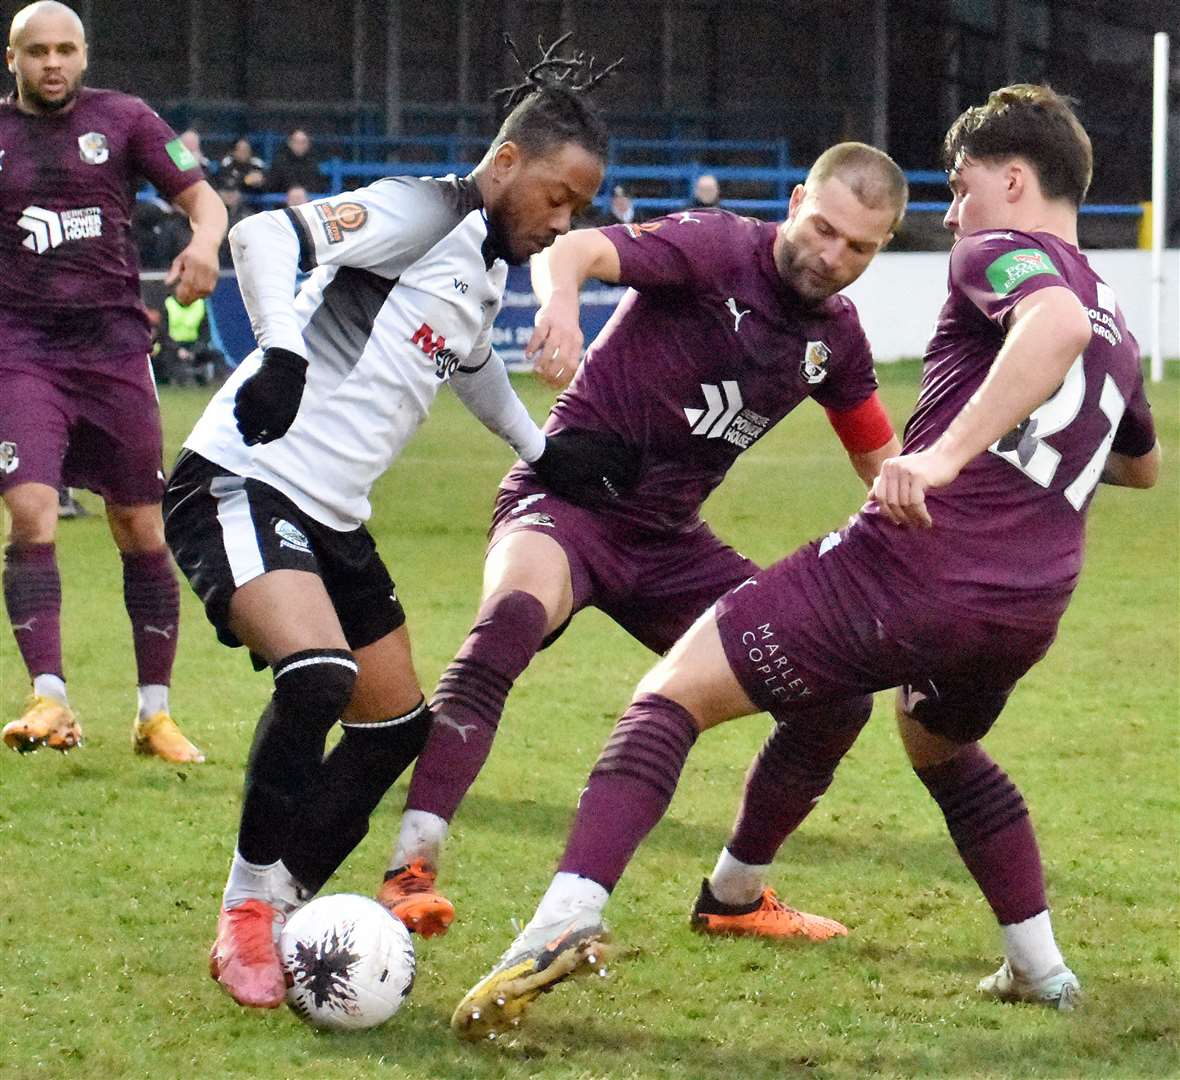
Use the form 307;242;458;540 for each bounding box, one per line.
153;285;226;387
285;185;309;207
213;176;256;266
574;184;635;229
218;137;266;192
266;128;326;195
687;172;722;211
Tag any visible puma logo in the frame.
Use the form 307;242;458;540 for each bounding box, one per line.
144;624;174;639
675;211;701;224
12;618;35;632
725;297;750;332
436;714;477;742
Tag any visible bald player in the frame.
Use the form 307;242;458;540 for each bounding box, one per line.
0;2;226;761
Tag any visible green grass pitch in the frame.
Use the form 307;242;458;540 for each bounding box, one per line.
1;364;1176;1079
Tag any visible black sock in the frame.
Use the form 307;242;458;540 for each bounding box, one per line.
236;649;357;866
282;701;433;893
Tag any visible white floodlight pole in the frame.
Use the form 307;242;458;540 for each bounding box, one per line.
1150;33;1168;383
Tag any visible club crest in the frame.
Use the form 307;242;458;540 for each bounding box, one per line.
801;340;831;385
0;441;19;475
78;132;109;165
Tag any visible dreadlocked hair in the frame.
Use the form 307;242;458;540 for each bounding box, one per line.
491;32;621;162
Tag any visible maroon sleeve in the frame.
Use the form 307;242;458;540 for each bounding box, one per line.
602;212;738;292
125;97;204;201
952;230;1073;330
810;298;880;412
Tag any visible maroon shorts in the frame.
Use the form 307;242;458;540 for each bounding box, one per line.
714;529;1059;743
0;354;165;505
491;482;758;656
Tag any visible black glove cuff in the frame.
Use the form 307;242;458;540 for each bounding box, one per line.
260;347;308;376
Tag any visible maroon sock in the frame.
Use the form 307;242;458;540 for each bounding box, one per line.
3;542;63;680
558;693;699;890
405;590;548;821
727;695;871;865
121;549;180;687
916;743;1047;925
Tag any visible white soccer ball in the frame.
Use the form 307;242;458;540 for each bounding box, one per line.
279;893;415;1031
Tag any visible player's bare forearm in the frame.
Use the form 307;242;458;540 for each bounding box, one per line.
168;181;226;302
1100;443;1161;489
931;287;1091;475
848;435;901;487
533;228;621;305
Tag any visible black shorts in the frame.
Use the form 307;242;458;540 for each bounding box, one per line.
163;451;405;654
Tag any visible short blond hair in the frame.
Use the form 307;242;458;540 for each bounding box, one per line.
806;142;909;231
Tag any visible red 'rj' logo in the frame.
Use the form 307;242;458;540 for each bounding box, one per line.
412;323;445;357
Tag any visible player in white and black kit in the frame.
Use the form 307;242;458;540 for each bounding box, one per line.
163;36;626;1011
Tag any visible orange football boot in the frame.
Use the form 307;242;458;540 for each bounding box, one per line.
690;879;848;941
133;711;205;763
2;696;82;753
209;899;286;1008
377;858;455;937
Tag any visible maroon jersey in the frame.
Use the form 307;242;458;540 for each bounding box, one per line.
503;211;879;534
855;229;1156;626
0;88;203;364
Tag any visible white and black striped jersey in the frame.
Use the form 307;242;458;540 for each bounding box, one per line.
184;174;545;530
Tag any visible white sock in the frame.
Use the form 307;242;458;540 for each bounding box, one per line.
33;674;68;706
1002;909;1065;980
137;684;169;719
270;859;314;916
528;872;609;930
708;847;770;906
391;809;449;870
223;850;282;909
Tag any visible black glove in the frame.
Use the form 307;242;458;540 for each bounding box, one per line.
233;347;309;446
530;429;640;505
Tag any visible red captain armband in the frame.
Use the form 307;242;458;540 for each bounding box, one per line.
824;391;895;454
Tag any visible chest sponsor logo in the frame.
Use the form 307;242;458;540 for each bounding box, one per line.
0;441;19;475
18;205;102;253
800;340;831;384
984;247;1060;296
314;200;368;245
77;131;109;165
411;322;462;380
683;382;771;448
274;519;311;554
724;297;750;332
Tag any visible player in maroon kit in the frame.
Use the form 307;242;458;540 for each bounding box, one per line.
0;2;226;761
452;85;1160;1037
372;143;907;938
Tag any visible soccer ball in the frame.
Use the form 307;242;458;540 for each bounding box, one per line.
279;893;415;1031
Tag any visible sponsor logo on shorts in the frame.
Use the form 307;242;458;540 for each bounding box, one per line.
274;519;311;554
740;622;813;703
77;131;109;165
984;248;1060;296
165;137;199;172
18;205;102;253
0;441;19;475
314;201;368;245
517;512;555;528
801;341;831;385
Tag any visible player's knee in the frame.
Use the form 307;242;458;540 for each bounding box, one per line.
105;502;165;552
3;486;59;543
272;649;358;731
